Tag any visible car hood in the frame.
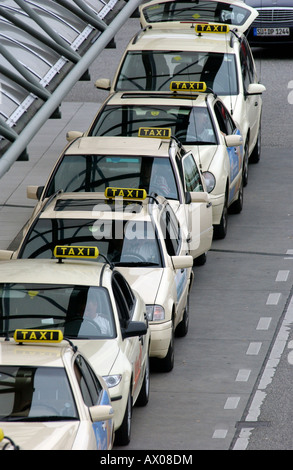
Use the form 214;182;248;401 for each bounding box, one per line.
117;267;164;305
0;422;80;450
74;339;120;376
187;144;218;171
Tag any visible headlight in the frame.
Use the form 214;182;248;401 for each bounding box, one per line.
146;305;165;321
103;374;122;388
202;171;216;193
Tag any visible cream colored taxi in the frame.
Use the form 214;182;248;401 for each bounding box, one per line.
0;328;114;450
95;2;265;180
0;188;193;372
69;87;244;239
24;134;213;263
0;255;150;446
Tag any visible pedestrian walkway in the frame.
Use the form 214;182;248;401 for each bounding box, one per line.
0;101;100;250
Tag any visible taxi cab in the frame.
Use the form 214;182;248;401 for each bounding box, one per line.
95;2;265;170
0;189;193;372
0;328;114;450
0;255;150;446
68;87;244;239
25;134;213;261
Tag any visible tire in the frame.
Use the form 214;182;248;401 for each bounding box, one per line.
242;141;249;186
153;324;174;373
114;390;132;446
136;354;150;407
175;296;189;338
213;192;228;240
228;178;243;215
193;252;207;266
249;130;261;164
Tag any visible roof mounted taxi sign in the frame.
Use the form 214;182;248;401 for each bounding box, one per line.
170;81;207;92
138;127;171;139
105;187;147;200
14;329;63;344
195;23;229;34
54;245;99;260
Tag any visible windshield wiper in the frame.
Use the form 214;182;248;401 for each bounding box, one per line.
114;262;160;267
3;416;78;422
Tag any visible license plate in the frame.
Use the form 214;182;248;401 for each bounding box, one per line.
254;27;290;36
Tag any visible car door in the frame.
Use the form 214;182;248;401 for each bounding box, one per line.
160;203;190;325
214;100;243;205
239;36;262;154
180;151;213;258
111;272;145;402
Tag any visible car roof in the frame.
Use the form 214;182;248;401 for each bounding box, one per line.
0;338;68;368
0;258;109;287
103;91;210;108
139;0;258;33
39;192;157;223
64;135;173;158
125;27;241;54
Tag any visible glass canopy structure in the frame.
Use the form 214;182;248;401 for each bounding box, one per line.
0;0;140;173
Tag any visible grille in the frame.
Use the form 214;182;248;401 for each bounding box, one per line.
255;7;293;23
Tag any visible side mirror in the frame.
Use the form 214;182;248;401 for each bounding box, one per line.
122;321;147;339
225;134;243;147
27;185;44;200
0;250;14;260
66;131;83;142
246;83;266;95
95;78;111;90
89;405;114;423
171;255;193;269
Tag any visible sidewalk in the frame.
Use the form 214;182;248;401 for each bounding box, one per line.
0;101;100;250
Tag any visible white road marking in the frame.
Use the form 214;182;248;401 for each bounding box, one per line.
256;317;272;330
246;342;262;355
236;369;251;382
224;397;240;409
266;293;281;305
276;270;289;282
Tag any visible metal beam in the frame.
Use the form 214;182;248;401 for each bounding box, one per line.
0;0;143;179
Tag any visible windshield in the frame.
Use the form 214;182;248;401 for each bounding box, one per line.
142;0;251;26
115;51;238;95
0;366;78;421
18;218;163;268
45;155;179;200
88;105;217;145
0;284;116;339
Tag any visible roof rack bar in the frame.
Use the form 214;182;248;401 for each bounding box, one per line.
0;120;18;142
0;64;51;101
0;45;51;101
56;0;107;32
0;6;80;63
13;0;83;57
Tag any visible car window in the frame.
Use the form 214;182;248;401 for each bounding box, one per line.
0;366;78;421
0;282;116;339
112;273;133;326
141;1;251;26
74;355;103;407
182;152;204;192
160;204;181;256
87;104;217;145
45;155;179;201
115;50;238;95
214;101;236;135
239;36;255;90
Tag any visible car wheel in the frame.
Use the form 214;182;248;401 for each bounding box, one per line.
249;129;261;164
153;323;174;373
213;192;228;240
114;390;132;446
228;178;243;214
242;141;249;186
136;354;150;407
193;252;207;266
175;295;189;338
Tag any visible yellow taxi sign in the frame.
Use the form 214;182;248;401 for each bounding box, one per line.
138;127;171;139
0;429;4;442
14;329;63;344
54;245;99;259
170;81;207;92
105;187;147;200
195;23;229;34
